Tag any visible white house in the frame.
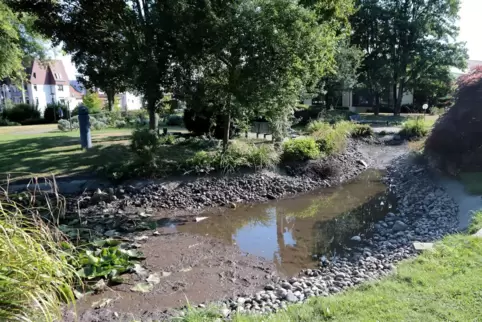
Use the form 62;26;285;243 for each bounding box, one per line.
120;92;143;111
1;60;81;113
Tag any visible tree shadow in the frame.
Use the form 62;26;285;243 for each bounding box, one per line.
0;135;130;182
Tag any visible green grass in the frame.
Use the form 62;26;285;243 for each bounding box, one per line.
179;213;482;322
360;113;439;125
0;128;133;181
0;198;78;321
468;210;482;234
459;172;482;195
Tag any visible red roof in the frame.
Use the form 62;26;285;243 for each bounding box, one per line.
29;60;70;86
69;85;83;99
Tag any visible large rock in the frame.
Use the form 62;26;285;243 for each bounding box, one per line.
392;220;408;232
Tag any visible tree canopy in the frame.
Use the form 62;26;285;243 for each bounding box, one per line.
351;0;467;114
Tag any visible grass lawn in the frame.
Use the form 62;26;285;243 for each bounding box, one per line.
181;211;482;322
0;128;133;181
360;113;439;125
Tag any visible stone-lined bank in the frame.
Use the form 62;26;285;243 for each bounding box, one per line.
192;156;459;318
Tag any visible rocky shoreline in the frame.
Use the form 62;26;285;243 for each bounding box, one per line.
200;155;460;318
79;140;379;214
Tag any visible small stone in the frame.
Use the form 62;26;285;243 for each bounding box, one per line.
285;291;297;303
237;297;246;305
351;235;362;242
280;282;292;290
357;159;368;168
392;220;408;232
413;242;434;251
265;284;275;291
221;308;231;317
229;202;236;209
473;228;482;238
104;230;118;237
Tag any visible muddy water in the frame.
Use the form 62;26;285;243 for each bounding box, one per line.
174;170;396;276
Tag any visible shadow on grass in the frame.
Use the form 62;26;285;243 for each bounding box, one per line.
0;134;130;181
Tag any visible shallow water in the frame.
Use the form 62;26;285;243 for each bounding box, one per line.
175;170;397;275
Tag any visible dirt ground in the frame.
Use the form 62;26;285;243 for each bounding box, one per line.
64;227;277;322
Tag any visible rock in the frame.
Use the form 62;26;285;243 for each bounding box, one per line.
104;230;118;237
473;229;482;238
412;242;434;251
357;159;368;168
221;308;231;318
280;282;292;290
351;235;362;242
285;291;298;303
237;297;246;305
265;284;275;291
392;220;408;232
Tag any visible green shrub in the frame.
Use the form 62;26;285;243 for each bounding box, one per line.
306;120;332;134
351;124;374;138
282;137;320;162
166;114;183;126
186;150;214;171
4;104;41;123
400;117;431;139
159;134;176;145
57;119;71;132
0;117;19;126
0;203;77;321
43;103;69;123
115;120;127;128
311;122;352;155
245;144;280;169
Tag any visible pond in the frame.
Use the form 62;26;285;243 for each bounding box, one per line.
172;170;397;276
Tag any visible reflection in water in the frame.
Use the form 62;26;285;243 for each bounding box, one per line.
176;170;396;275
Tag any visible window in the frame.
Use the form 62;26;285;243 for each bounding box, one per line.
34;85;37;91
58;85;63;91
59;99;65;105
26;98;30;104
33;72;36;78
54;73;61;80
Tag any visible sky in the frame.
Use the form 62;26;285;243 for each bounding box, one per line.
56;0;482;81
458;0;482;61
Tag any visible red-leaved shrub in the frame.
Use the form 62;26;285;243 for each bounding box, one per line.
425;66;482;175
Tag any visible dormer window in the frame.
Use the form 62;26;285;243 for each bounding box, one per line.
33;72;36;78
54;73;61;80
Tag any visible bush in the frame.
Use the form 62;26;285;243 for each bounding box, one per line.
57;119;71;132
0;117;19;126
245;144;280;169
20;118;50;125
43;103;69;123
159;134;177;145
306;120;332;134
0;203;77;321
186;150;214;172
115;120;127;128
351;124;374;138
311;121;352;155
282;137;320;162
400;117;430;139
3;104;41;123
425;67;482;174
90;117;107;131
166;114;183;126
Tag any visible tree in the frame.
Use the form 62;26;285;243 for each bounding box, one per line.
0;1;48;86
351;0;467;115
82;91;102;114
180;0;354;147
321;41;364;108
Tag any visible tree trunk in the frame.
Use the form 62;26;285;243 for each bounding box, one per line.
222;113;230;151
106;91;114;111
21;80;26;104
374;93;380;115
394;82;404;116
147;99;157;131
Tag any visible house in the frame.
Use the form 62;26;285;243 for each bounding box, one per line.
120;92;143;111
1;60;79;113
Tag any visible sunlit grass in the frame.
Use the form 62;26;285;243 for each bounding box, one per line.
0;199;78;321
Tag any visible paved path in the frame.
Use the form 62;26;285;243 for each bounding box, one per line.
371;126;402;134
